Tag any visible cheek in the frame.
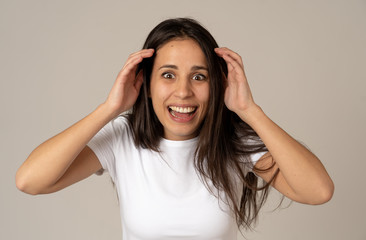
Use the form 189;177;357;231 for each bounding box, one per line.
152;85;167;100
198;83;210;103
150;82;169;109
149;77;160;100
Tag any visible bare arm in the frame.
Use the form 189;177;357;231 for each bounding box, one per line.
16;104;113;195
16;49;155;195
248;107;333;205
215;47;334;204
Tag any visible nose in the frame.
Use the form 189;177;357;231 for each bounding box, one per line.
174;78;193;99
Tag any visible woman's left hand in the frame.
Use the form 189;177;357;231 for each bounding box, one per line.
214;47;257;116
215;48;334;205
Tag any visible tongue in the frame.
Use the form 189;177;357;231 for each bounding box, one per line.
172;110;191;119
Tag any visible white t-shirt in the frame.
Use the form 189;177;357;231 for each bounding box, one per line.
87;116;265;240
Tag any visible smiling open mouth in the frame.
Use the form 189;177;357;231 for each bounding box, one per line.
168;106;197;119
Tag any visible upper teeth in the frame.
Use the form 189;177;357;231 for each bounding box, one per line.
170;106;196;113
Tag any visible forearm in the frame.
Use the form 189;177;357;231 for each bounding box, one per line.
16;103;114;194
16;49;153;195
239;105;334;202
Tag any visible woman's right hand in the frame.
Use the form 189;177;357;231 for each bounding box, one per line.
16;49;155;195
105;49;154;117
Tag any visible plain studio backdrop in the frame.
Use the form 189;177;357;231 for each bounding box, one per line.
1;0;365;239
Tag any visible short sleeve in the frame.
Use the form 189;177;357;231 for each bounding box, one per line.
240;136;268;173
245;151;267;179
250;151;267;167
87;120;117;181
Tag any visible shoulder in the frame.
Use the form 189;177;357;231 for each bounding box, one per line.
107;115;133;136
90;114;134;149
110;114;129;128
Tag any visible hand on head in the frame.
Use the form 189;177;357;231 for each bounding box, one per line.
214;47;257;116
105;45;258;121
105;49;154;117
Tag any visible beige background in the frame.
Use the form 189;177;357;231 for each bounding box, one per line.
1;0;365;239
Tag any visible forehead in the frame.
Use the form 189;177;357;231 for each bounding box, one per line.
154;38;207;67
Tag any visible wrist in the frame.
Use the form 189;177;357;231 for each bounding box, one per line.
237;104;265;126
97;103;121;122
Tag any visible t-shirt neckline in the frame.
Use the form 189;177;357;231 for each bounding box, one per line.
160;136;199;147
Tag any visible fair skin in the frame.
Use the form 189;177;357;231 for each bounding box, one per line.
16;39;334;205
150;39;209;140
215;47;334;204
15;49;154;194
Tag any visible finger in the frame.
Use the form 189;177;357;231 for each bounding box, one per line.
222;54;235;72
121;57;140;74
121;49;154;73
222;54;247;79
215;47;244;67
216;48;244;68
120;49;154;76
127;48;155;61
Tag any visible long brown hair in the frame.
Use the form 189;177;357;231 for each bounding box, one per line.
126;18;280;231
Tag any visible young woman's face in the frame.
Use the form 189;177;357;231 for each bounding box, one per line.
150;38;210;141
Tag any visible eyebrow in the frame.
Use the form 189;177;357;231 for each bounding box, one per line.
159;64;208;71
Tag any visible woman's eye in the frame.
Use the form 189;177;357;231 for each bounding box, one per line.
162;72;175;79
192;74;206;81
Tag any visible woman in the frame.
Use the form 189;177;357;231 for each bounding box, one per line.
16;18;334;239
